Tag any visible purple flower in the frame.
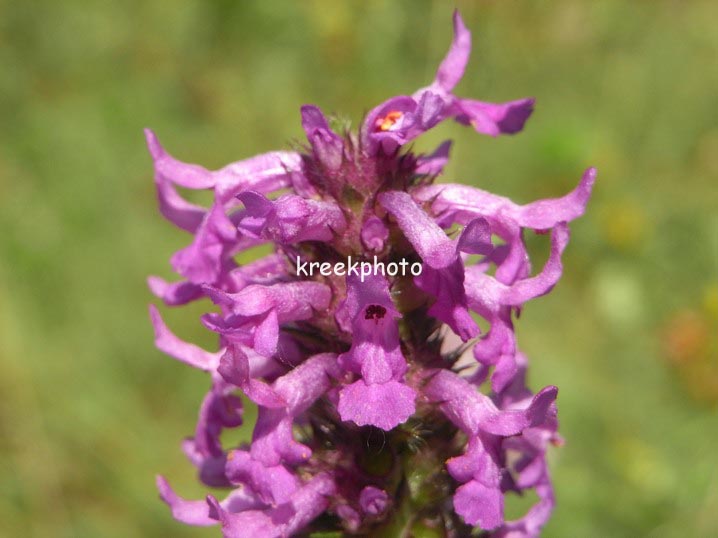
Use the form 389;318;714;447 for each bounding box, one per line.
379;190;493;341
301;105;345;173
414;167;596;285
335;273;416;430
359;486;390;516
360;11;534;156
237;190;346;244
424;368;557;529
201;281;331;357
145;128;302;204
360;216;389;252
207;473;335;538
148;10;594;536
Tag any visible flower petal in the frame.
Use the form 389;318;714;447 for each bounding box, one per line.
157;475;258;527
301;104;345;171
452;97;535;137
415;140;452;176
144;128;303;203
453;479;503;529
424;369;557;436
149;304;220;371
360;216;389;252
433;10;471;93
359;486;390;516
170;202;240;284
148;276;204;306
237;191;346;243
225;449;299;505
338;379;415;430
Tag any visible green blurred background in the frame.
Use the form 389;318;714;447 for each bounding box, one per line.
1;0;716;536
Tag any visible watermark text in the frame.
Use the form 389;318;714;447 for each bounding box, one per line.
296;256;422;282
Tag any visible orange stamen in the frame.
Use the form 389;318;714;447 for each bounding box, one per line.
375;110;403;132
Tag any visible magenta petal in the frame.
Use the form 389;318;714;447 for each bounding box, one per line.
515;167;597;229
457;217;493;255
453;480;504;529
415;140;452;176
301;104;333;134
251;410;312;466
281;474;335;535
247;354;337;466
207;474;334;538
379;190;456;268
243;191;346;243
359;486;389;516
181;440;232;488
338;380;415;430
433;10;471;92
148;276;203;306
225;449;299;505
149;305;219;371
213;151;303;203
170;202;238;284
360;91;444;155
482;386;557;436
217;347;285;408
253;310;280;357
207;496;281;538
336;273;404;377
415;90;445;129
203;281;331;356
153;171;207;233
360;216;389;252
193;388;243;458
334;273;416;429
490;352;520;394
356;338;395;384
157;476;258;527
301;104;344;171
145;129;215;189
472;315;515;363
454;97;535;136
157;476;218;526
380;190;479;340
416;262;479;341
336;505;361;532
361;95;418;154
203;284;271;316
144;128;303;204
145;130;207;233
447;435;502;485
357;9;539;158
226;254;288;290
414;167;596;231
501;223;569;305
273;353;337;413
424;369;557;436
491;471;555;538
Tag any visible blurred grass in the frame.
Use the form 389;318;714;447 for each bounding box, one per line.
0;0;716;536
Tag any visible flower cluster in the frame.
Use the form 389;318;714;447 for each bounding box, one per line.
148;11;595;537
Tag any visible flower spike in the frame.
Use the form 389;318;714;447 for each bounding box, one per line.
149;10;594;536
